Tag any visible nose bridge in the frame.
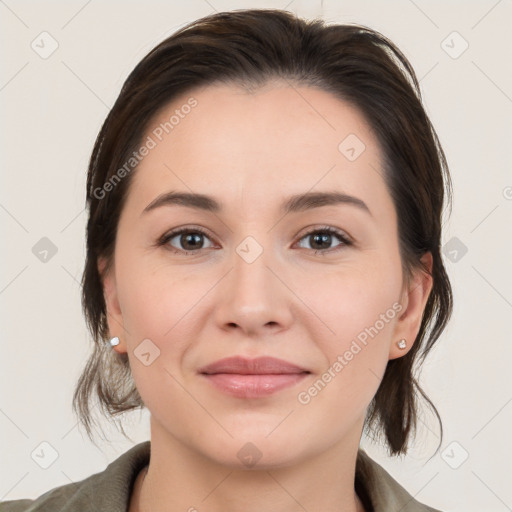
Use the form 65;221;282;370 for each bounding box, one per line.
214;232;292;334
232;233;278;310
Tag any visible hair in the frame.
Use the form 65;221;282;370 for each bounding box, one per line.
73;8;453;456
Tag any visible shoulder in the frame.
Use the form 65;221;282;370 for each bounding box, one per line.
0;441;151;512
356;449;444;512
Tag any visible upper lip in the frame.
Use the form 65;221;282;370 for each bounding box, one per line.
198;356;310;375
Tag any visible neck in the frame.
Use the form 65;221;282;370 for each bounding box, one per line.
132;420;366;512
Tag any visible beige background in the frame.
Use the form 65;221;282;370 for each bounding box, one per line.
1;1;511;510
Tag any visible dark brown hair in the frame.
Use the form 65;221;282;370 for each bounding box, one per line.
74;8;453;455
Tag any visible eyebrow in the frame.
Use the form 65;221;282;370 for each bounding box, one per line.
141;190;372;217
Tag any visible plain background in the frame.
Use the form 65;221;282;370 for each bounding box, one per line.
1;1;511;510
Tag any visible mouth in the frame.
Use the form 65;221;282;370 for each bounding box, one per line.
198;356;311;398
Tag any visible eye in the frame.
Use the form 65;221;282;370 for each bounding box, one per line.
157;225;352;256
158;226;215;254
295;226;352;254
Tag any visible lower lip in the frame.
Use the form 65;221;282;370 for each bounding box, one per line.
201;373;308;398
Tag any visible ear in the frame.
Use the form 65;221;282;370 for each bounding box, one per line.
389;252;433;360
98;256;126;353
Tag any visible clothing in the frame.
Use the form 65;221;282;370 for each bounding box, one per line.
0;441;442;512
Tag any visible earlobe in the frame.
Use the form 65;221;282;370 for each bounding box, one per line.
97;256;125;350
389;252;433;360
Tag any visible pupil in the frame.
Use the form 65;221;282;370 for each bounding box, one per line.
312;233;330;249
182;233;202;249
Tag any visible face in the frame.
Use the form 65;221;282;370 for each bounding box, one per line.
100;82;432;468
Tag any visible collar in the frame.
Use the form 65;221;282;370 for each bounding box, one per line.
4;441;441;512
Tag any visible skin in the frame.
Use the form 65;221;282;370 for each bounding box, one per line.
99;81;433;512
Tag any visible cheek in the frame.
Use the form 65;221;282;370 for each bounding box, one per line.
117;265;203;413
117;250;194;333
293;254;402;414
294;255;402;345
115;255;204;385
318;258;402;406
295;271;401;422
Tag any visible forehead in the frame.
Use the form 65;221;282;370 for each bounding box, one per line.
125;82;393;219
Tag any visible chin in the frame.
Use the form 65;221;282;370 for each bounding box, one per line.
200;426;312;470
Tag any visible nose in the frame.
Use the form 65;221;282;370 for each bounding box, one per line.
213;238;294;337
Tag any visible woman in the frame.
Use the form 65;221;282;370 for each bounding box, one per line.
1;8;452;512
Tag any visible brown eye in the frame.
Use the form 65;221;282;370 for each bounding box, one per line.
181;232;205;250
160;228;215;253
296;227;351;253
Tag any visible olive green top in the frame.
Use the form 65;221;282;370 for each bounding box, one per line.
0;441;442;512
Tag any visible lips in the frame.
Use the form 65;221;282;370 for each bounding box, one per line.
198;356;310;398
198;356;309;375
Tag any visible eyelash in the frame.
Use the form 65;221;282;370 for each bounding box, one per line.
157;225;353;256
